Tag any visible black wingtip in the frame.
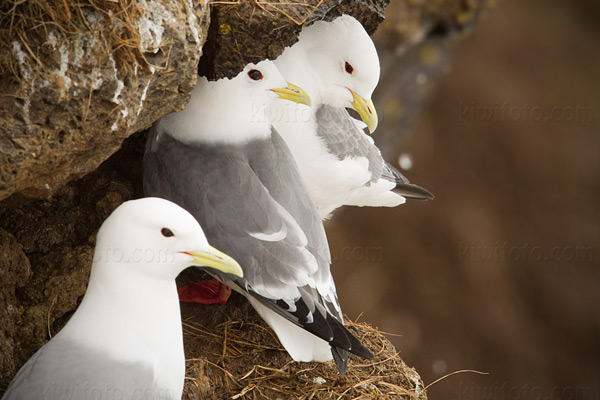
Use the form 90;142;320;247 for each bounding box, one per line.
327;315;374;361
326;314;352;351
347;333;374;360
384;161;434;200
331;346;348;376
394;183;435;201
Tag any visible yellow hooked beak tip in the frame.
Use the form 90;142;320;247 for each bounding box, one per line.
271;82;312;107
350;90;378;133
182;246;243;278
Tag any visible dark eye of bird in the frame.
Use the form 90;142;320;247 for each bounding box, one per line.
161;228;175;237
248;69;263;81
345;62;353;74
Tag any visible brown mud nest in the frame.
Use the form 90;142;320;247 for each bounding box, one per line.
179;287;426;400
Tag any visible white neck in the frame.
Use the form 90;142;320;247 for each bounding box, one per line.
158;77;273;146
58;259;185;397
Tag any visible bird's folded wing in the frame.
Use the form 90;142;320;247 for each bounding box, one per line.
315;105;384;183
315;108;434;200
144;127;341;324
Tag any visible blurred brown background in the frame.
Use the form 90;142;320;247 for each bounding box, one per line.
327;1;599;399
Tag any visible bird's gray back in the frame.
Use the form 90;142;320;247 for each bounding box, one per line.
2;337;162;400
143;127;333;305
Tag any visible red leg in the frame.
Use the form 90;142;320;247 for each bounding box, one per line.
178;279;231;304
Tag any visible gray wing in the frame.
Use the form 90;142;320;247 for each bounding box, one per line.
145;127;331;302
316;105;434;200
143;127;371;364
3;337;158;400
315;105;384;183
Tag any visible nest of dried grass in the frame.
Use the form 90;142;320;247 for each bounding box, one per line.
179;292;426;400
208;0;328;26
0;0;143;85
252;0;328;26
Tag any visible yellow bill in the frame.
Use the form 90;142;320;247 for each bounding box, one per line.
271;82;312;107
185;246;243;277
350;90;378;133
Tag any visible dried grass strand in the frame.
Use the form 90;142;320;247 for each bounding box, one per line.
424;369;489;390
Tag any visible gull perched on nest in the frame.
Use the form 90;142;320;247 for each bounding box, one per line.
144;60;373;375
1;198;243;400
269;15;433;219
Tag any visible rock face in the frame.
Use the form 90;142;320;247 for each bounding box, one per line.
0;140;138;388
0;229;31;381
198;0;389;80
0;0;209;200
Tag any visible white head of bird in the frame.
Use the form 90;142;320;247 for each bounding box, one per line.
157;60;311;146
90;197;242;283
275;15;380;132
